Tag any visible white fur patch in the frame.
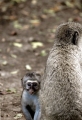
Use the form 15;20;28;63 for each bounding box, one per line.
27;80;38;83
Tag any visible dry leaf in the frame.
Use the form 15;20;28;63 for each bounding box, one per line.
25;65;32;70
11;54;17;58
13;43;23;48
22;10;29;16
0;83;3;86
31;0;37;5
65;1;74;8
21;25;29;30
11;70;19;75
14;113;23;119
31;42;43;49
44;9;54;14
68;18;73;22
41;50;47;56
30;19;40;26
40;14;48;20
6;88;16;94
13;21;22;29
51;4;63;13
2;61;8;65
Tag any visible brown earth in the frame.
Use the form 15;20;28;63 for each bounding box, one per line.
0;0;82;120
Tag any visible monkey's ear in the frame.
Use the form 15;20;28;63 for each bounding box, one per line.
72;31;79;45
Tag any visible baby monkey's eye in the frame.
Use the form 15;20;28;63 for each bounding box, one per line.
27;82;31;86
33;83;37;86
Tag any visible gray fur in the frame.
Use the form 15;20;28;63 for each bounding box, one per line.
21;90;41;120
40;22;82;120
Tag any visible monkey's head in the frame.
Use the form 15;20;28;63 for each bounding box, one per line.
55;22;82;47
21;72;41;94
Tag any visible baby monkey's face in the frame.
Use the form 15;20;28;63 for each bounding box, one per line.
22;72;41;94
26;80;40;94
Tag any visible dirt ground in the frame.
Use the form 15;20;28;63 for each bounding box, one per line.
0;0;82;120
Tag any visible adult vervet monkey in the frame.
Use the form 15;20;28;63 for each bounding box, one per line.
40;22;82;120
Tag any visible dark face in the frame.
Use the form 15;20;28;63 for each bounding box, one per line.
21;72;41;94
26;80;40;94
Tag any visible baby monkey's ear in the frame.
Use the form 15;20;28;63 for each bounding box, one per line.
21;75;28;89
21;78;23;87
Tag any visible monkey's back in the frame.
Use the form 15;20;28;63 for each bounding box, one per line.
40;45;82;120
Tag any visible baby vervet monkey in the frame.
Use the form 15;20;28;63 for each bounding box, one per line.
21;72;41;120
40;22;82;120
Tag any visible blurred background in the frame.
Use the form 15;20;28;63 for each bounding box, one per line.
0;0;82;119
